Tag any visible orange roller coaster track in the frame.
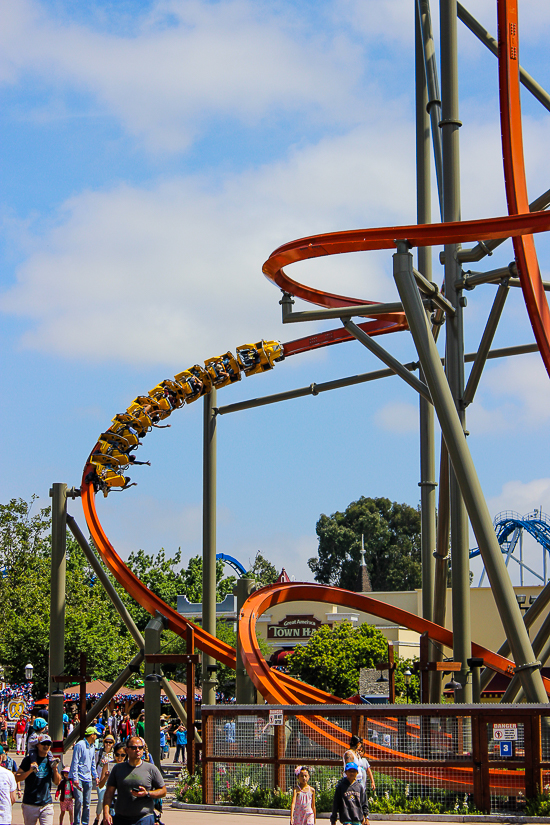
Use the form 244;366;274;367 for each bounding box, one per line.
81;0;550;778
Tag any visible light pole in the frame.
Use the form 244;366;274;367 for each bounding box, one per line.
25;662;34;712
404;668;411;704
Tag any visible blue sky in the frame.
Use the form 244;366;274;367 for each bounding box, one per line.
1;0;550;586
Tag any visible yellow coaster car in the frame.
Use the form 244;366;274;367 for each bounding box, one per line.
128;396;171;422
174;366;212;403
204;352;242;389
236;340;284;376
149;380;187;410
90;451;130;471
98;431;131;452
111;413;149;441
101;469;128;495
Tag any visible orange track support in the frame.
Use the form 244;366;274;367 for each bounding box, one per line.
497;0;550;379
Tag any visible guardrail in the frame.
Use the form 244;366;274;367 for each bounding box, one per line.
201;704;550;814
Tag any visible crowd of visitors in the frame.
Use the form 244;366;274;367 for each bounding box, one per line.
0;708;179;825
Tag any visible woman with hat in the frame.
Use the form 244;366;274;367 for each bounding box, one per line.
92;735;115;825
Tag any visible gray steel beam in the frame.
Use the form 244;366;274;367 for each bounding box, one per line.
457;187;550;264
393;243;547;704
440;0;472;702
202;389;218;706
342;319;432;403
67;515;145;650
462;281;510;407
144;617;163;767
49;483;67;746
282;300;406;324
413;268;455;315
416;0;436;637
480;578;550;692
503;607;550;703
236;579;257;704
417;0;443;214
457;3;550;113
67;516;198;737
430;440;451;703
216;342;539;417
63;650;144;751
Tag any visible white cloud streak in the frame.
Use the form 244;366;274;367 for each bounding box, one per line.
0;0;365;152
0;119;416;366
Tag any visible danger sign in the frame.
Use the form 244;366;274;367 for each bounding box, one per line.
493;723;517;741
269;710;284;726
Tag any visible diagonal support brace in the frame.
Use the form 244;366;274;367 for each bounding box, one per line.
342;318;432;404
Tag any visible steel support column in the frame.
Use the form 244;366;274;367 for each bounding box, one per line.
236;579;256;704
202;389;218;705
144;617;163;767
393;243;547;704
49;483;67;746
440;0;471;702
416;0;436;636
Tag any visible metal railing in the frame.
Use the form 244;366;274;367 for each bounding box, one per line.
201;704;550;814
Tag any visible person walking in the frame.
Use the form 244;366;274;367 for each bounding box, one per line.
0;715;8;746
15;734;61;825
291;766;316;825
330;762;369;825
102;736;166;825
69;727;98;825
118;716;131;744
173;726;186;765
0;758;17;825
15;715;28;755
55;767;76;825
342;737;375;795
135;715;145;741
0;745;21;798
92;735;115;825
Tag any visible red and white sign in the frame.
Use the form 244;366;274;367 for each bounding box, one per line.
493;723;517;741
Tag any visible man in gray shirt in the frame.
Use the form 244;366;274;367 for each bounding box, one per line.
103;737;166;825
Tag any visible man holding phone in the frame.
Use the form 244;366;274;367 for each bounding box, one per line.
102;737;165;825
15;735;61;825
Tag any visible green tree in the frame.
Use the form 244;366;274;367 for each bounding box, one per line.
309;496;422;592
124;550;236;631
246;552;279;587
0;498;135;696
286;620;388;698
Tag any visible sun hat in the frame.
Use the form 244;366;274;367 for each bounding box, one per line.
85;726;98;736
344;762;359;772
39;735;52;744
103;734;115;742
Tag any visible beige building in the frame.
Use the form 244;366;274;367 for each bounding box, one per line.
259;585;546;662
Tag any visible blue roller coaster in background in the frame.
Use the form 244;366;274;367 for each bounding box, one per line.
470;509;550;586
216;552;247;577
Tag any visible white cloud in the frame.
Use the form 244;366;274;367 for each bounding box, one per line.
374;401;419;434
0;118;416;366
488;478;550;518
467;354;550;433
0;0;365;152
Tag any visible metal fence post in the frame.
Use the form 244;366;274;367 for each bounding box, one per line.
49;483;67;747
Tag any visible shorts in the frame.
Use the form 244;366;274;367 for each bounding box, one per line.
60;800;74;813
22;802;55;825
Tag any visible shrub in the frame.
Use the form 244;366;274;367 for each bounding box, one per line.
175;767;202;803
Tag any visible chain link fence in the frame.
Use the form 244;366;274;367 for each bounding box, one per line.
201;704;550;814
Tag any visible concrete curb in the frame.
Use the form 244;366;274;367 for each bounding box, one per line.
171;802;550;822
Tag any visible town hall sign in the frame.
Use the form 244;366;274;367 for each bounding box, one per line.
267;614;323;640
